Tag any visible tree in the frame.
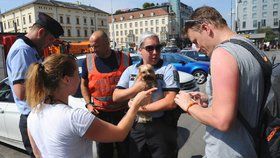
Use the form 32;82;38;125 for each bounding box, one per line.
257;27;277;42
143;2;155;9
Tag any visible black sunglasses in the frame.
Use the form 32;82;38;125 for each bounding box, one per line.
143;44;162;52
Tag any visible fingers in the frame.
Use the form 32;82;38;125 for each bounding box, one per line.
145;87;157;94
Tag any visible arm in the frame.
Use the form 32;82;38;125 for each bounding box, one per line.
84;88;156;142
13;83;25;100
175;48;239;132
27;129;41;158
80;78;91;104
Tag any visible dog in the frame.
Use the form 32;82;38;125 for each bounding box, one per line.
134;64;157;123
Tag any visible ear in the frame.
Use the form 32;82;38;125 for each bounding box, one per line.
201;23;211;35
61;75;70;85
37;28;46;38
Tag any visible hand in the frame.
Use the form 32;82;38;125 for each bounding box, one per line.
133;76;147;92
174;91;197;112
189;92;208;108
86;103;99;115
130;88;157;109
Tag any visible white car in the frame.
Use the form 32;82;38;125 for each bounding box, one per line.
0;54;199;151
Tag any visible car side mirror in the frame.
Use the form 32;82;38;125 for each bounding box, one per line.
179;61;186;65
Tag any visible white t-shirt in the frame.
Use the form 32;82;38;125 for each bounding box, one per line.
27;103;95;158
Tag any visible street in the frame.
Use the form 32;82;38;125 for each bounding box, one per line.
0;50;279;158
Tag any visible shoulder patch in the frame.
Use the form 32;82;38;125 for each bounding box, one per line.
129;74;137;81
173;70;179;82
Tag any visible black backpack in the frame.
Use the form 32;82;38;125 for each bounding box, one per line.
229;39;280;158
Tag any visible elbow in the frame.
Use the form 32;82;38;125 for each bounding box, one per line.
215;120;233;132
112;90;121;102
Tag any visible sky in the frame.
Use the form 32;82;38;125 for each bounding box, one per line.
0;0;234;27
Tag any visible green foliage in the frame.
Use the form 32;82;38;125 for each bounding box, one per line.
143;2;155;9
257;27;277;42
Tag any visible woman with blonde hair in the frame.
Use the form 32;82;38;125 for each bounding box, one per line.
25;54;156;158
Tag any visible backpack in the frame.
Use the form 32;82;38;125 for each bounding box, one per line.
229;39;280;158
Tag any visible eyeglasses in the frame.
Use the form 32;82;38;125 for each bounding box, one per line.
142;44;162;53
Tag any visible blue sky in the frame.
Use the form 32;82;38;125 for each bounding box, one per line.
0;0;234;26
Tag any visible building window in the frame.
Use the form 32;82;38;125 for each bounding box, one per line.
84;18;87;24
116;24;118;29
242;21;246;28
116;31;119;36
124;23;127;28
140;21;143;27
120;24;122;29
273;11;278;16
77;29;80;37
76;17;80;25
101;20;104;26
253;0;257;4
262;0;267;2
84;30;88;37
150;20;153;26
243;7;247;13
3;22;6;29
156;27;159;32
151;28;154;32
135;29;138;34
67;29;71;36
243;14;247;20
23;17;26;25
243;0;248;5
67;17;70;24
129;22;132;27
135;22;138;27
29;15;32;23
252;13;257;19
252;6;257;12
162;19;165;24
145;21;148;26
156;19;159;25
16;19;19;26
274;0;279;2
261;19;266;27
273;4;278;9
60;16;63;23
274;18;279;26
91;19;94;25
129;30;133;34
120;31;123;36
253;20;258;28
262;5;267;10
140;28;143;34
125;30;127;35
262;12;267;18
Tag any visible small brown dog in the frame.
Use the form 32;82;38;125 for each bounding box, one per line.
135;64;157;123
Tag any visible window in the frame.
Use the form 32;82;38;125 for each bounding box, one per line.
151;28;154;32
261;19;266;27
77;29;80;37
145;28;148;31
274;18;279;26
273;4;278;9
150;20;153;26
273;11;278;16
135;22;138;27
253;20;257;28
145;21;148;26
262;12;267;18
243;7;247;13
3;22;6;29
242;21;246;28
243;0;248;5
156;27;159;32
243;14;247;20
274;0;279;2
91;19;94;25
76;17;80;25
162;19;165;24
67;29;71;36
120;31;123;36
252;6;257;12
67;17;70;24
28;15;32;23
23;17;26;25
129;30;133;34
156;19;159;25
16;19;19;26
125;30;127;35
124;23;127;28
101;20;104;26
116;24;118;29
135;29;138;34
84;18;87;24
60;16;63;23
129;23;132;27
84;30;88;37
140;28;143;34
253;0;257;4
120;24;122;29
140;21;143;27
263;0;267;2
252;13;257;18
116;31;119;36
262;5;267;10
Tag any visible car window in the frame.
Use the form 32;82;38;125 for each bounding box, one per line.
0;82;14;102
162;55;177;63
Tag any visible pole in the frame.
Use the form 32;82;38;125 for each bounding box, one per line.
111;0;115;50
231;0;233;30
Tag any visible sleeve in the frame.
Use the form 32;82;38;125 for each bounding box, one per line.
81;59;88;79
162;64;180;92
116;66;131;89
70;108;95;137
10;49;39;85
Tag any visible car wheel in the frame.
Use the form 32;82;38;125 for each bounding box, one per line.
192;70;207;84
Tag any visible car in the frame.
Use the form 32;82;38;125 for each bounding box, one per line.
161;46;181;53
180;50;210;62
161;53;210;84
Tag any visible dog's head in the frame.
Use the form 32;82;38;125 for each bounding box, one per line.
138;64;157;89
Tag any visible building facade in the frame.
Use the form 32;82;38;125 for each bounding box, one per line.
0;0;109;41
237;0;280;35
108;3;193;49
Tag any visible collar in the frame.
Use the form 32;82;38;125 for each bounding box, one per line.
136;59;163;68
18;35;41;59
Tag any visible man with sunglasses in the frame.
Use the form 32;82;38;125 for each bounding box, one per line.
113;31;180;158
6;12;63;157
174;6;266;158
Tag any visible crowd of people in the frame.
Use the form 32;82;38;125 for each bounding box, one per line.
6;5;273;158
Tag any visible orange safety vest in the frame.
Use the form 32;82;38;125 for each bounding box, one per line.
86;51;130;112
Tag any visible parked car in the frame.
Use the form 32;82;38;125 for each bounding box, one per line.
180;50;210;62
161;46;181;53
161;53;210;84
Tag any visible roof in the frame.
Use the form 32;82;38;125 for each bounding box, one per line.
1;0;108;15
108;6;171;23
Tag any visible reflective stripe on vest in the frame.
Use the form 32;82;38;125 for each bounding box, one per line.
86;51;129;112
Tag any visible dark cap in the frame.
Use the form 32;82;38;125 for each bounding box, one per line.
35;12;64;38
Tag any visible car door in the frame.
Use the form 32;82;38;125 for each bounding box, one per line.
0;81;9;138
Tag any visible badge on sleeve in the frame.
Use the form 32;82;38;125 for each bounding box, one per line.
173;70;179;82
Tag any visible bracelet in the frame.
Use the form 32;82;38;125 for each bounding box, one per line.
186;101;198;114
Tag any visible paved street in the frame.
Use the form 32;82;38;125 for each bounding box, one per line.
0;50;279;158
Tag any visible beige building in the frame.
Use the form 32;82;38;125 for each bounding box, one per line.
0;0;109;41
109;6;176;49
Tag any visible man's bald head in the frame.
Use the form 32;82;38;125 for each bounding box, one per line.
90;30;110;45
89;30;111;58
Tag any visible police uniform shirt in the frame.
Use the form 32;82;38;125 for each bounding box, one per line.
116;59;180;118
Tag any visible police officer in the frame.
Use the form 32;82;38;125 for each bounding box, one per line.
80;30;130;158
113;31;180;158
6;12;63;157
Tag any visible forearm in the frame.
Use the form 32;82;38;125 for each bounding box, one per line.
139;97;176;112
113;87;139;102
80;80;91;103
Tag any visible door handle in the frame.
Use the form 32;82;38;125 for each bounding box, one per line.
0;108;4;114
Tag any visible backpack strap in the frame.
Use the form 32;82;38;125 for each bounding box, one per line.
226;39;272;152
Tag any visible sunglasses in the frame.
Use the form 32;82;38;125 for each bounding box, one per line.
143;44;162;52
